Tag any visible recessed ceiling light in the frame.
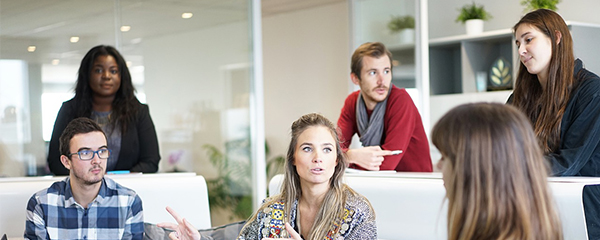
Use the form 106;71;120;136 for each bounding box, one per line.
182;13;193;19
51;59;60;65
27;46;36;52
70;36;79;43
120;25;131;32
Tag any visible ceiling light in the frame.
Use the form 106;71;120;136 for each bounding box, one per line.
27;46;36;52
182;13;193;19
70;36;79;43
126;61;132;67
120;25;131;32
51;59;60;65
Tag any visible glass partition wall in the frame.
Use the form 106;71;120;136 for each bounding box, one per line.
0;0;262;226
350;0;425;112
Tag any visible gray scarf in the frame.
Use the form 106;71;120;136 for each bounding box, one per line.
356;85;392;146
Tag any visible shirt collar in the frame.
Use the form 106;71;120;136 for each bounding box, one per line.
63;177;108;208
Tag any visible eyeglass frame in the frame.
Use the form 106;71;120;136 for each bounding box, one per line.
68;148;111;161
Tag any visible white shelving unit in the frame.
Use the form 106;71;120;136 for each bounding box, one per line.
427;22;600;132
429;28;516;95
388;43;416;89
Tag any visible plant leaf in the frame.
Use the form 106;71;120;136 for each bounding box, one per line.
502;67;509;77
492;67;501;77
492;75;501;85
503;75;511;85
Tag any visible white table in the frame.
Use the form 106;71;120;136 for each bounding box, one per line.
269;172;600;240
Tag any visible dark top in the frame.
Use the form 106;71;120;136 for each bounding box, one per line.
509;59;600;239
47;99;161;175
550;59;600;176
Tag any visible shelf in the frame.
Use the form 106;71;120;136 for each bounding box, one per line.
429;29;516;95
429;28;513;46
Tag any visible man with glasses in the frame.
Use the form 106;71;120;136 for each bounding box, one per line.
25;117;144;240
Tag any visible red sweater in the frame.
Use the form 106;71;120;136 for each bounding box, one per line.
337;86;432;172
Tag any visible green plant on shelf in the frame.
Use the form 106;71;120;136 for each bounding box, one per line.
455;2;492;23
521;0;560;11
387;15;415;33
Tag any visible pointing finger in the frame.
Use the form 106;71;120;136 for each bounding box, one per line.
166;206;183;224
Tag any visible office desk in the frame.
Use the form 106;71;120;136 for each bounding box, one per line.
269;172;600;240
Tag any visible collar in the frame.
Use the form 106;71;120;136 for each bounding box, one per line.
63;177;108;208
574;58;583;76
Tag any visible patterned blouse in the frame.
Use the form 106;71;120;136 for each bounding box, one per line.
237;188;377;240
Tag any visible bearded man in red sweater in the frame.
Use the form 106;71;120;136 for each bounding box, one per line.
338;42;432;172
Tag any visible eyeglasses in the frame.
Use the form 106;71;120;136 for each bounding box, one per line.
68;148;111;160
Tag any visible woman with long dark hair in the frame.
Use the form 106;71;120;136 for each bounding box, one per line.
509;9;600;238
47;45;160;175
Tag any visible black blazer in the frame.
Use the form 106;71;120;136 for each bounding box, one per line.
47;99;161;175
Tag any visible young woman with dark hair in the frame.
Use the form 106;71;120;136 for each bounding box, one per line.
509;9;600;238
47;45;160;175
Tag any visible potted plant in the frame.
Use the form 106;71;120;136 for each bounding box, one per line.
387;15;415;43
521;0;560;11
456;2;492;35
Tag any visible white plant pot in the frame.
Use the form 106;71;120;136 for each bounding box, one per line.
398;29;415;44
465;19;484;35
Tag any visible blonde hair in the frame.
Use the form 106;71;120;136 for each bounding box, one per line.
241;113;352;239
432;103;562;240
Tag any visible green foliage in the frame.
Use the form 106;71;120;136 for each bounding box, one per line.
203;139;253;220
521;0;560;11
455;2;492;23
387;15;415;33
266;142;286;181
203;139;285;220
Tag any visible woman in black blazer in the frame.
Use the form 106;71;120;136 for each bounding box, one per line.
47;45;160;175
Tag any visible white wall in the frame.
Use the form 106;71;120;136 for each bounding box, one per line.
142;21;252;181
262;2;350;160
429;0;600;39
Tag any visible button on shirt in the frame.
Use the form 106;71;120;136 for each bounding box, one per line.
24;177;144;240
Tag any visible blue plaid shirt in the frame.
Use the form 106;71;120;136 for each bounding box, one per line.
24;177;144;240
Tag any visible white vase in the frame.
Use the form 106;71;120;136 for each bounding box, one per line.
465;19;484;35
398;29;415;44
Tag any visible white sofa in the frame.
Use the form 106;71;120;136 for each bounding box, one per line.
0;172;211;238
269;172;600;240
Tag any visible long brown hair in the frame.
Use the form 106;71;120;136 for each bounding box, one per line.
240;113;356;239
510;9;575;153
432;103;562;240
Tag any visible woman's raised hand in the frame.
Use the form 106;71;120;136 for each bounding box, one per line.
157;206;201;240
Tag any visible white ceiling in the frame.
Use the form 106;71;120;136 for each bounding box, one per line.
0;0;344;66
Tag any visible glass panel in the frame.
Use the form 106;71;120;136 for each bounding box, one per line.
0;0;256;226
352;0;418;104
